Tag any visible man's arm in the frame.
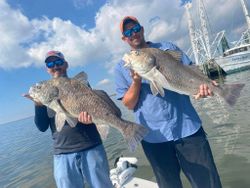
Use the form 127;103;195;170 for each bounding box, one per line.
34;105;50;132
122;71;141;110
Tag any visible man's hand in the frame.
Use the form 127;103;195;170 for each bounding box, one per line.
22;93;43;106
130;70;142;83
194;81;218;99
78;111;93;124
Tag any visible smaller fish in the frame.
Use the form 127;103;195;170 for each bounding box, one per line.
123;48;245;106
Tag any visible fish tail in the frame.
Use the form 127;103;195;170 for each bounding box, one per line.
218;83;245;106
122;121;148;152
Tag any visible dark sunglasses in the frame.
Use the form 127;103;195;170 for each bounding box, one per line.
123;24;142;37
46;59;65;68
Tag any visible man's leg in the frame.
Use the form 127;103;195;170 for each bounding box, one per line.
53;153;84;188
141;140;183;188
175;127;222;188
80;144;113;188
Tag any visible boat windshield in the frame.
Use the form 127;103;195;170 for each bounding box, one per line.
224;45;250;56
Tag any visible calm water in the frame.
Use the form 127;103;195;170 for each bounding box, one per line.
0;70;249;188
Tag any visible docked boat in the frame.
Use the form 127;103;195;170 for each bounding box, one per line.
212;0;250;74
185;0;250;76
215;43;250;74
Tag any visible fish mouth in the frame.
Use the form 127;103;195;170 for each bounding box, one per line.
28;87;37;99
29;82;43;97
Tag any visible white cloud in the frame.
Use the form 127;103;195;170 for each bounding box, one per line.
73;0;94;9
0;1;35;69
94;78;116;95
0;0;247;71
97;78;111;86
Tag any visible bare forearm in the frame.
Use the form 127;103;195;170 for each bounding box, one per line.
122;80;141;110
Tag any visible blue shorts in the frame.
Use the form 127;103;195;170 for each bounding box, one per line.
141;127;222;188
53;144;113;188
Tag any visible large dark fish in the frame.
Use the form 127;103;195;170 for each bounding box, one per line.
123;47;244;106
28;72;148;151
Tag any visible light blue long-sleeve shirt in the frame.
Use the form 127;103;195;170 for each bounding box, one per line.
114;41;202;143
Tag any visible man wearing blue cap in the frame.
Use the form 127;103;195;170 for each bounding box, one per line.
24;51;113;188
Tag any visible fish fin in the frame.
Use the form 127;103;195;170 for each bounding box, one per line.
55;112;78;131
122;122;149;152
96;124;110;140
51;99;77;131
55;112;66;132
122;53;131;67
150;81;165;97
73;71;89;86
47;108;56;118
166;50;182;62
65;116;78;128
218;83;245;106
143;66;171;96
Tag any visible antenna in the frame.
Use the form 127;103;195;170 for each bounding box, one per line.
198;0;212;59
240;0;250;30
185;3;200;64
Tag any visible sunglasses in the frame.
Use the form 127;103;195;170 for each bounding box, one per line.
46;59;65;68
123;24;142;37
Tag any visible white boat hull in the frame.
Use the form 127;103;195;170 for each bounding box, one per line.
215;50;250;74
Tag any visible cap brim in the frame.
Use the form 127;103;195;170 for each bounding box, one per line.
45;56;63;63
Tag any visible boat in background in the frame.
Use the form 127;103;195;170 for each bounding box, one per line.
214;0;250;74
215;43;250;74
185;0;250;76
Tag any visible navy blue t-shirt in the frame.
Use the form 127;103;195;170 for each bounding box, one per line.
34;105;102;155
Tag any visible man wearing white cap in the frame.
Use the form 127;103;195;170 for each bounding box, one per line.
24;50;113;188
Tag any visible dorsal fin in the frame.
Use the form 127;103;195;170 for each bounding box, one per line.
165;50;182;62
73;71;89;86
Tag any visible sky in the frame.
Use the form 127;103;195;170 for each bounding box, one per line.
0;0;249;124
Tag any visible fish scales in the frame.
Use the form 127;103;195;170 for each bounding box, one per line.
29;72;148;151
123;47;245;106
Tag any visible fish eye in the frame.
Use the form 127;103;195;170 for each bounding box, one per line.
135;51;139;55
36;85;42;89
